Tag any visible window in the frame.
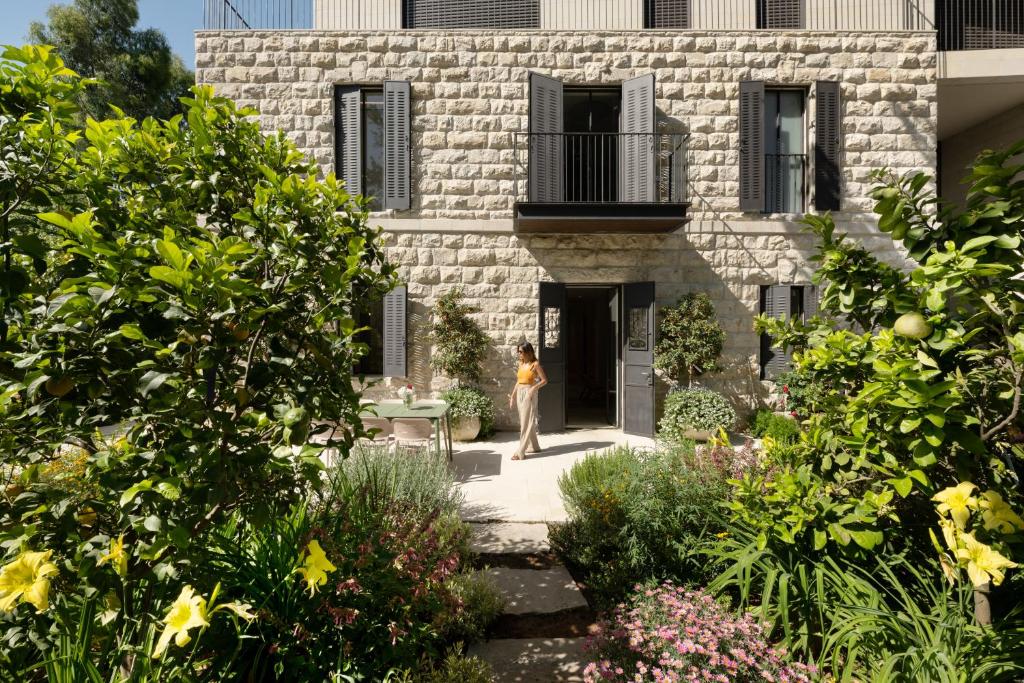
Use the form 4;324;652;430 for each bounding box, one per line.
645;0;690;28
335;82;411;211
759;284;818;380
757;0;803;29
403;0;539;28
764;89;806;213
354;295;385;377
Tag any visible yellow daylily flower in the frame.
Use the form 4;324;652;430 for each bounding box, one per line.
979;491;1024;534
0;550;58;613
98;534;128;578
296;540;336;596
939;518;959;553
214;601;258;621
933;481;978;529
955;532;1018;587
153;585;210;659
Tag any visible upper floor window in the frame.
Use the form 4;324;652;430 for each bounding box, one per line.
645;0;690;29
757;0;803;29
403;0;539;28
763;89;806;214
335;82;411;211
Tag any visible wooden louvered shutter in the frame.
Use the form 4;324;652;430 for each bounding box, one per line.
528;72;563;203
802;285;820;320
336;87;362;196
761;285;793;380
621;73;656;203
383;80;411;211
814;81;841;211
404;0;540;28
739;81;765;212
383;286;407;378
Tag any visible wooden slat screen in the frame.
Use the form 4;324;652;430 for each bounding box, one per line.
383;80;411;211
739;80;764;212
620;73;656;202
528;72;564;203
382;286;407;378
646;0;690;28
404;0;539;28
335;86;362;196
814;80;842;211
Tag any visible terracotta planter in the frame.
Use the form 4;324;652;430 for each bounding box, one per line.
451;415;481;442
683;428;713;442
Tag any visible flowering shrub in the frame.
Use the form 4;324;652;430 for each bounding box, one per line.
584;583;816;683
931;482;1022;588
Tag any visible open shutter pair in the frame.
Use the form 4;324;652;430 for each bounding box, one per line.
760;285;820;380
738;80;841;212
528;72;656;202
335;81;411;210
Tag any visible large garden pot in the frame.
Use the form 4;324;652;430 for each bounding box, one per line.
683;428;713;442
451;415;481;442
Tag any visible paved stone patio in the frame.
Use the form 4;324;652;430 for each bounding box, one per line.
452;428;655;523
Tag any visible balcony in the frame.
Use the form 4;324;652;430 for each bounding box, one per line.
512;132;691;234
937;0;1024;50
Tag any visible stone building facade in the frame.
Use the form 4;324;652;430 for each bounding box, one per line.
195;26;939;433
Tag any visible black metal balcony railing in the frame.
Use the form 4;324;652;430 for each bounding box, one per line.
770;154;806;214
204;0;313;30
937;0;1024;50
764;153;806;214
513;133;689;205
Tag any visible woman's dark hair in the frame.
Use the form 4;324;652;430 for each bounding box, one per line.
517;342;537;364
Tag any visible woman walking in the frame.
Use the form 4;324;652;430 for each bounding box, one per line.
509;342;548;460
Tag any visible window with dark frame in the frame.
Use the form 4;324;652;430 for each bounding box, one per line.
403;0;539;28
763;88;806;214
757;0;803;29
759;284;818;380
354;295;385;377
362;90;384;211
644;0;690;29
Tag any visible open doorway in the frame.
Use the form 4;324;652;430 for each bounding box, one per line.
565;286;619;427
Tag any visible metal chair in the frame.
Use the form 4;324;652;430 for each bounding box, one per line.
359;417;394;451
392;418;436;454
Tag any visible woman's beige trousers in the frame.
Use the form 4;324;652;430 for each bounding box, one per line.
515;385;540;458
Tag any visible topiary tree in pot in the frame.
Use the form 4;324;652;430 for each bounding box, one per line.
429;289;494;440
654;293;726;388
654;293;731;441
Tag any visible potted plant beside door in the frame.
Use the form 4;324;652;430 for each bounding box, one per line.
653;293;729;441
430;289;494;441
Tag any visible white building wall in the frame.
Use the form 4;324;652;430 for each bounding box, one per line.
541;0;642;30
315;0;401;29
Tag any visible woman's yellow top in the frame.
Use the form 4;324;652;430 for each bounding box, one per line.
517;363;537;385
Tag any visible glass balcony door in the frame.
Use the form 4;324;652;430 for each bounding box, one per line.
764;89;805;214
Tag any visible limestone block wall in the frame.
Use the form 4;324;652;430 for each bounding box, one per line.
194;29;937;428
195;29;938;220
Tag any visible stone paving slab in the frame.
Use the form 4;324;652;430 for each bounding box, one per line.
454;429;654;523
468;638;587;682
469;522;551;555
484;567;588;615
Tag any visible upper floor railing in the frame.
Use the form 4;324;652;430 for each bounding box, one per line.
201;0;1024;52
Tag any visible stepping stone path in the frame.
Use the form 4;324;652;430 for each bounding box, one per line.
467;522;596;682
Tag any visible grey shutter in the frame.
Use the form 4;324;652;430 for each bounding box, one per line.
761;285;792;380
528;72;563;203
336;87;362;196
621;73;656;203
802;284;820;320
383;80;411;211
739;81;765;212
814;81;841;211
383;285;407;378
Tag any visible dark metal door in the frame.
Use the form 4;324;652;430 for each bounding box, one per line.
622;282;655;437
537;282;566;433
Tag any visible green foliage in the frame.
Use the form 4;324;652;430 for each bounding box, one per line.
28;0;193;120
653;293;726;386
750;409;800;443
770;369;839;419
0;47;396;678
212;446;480;680
659;388;736;439
551;444;731;606
744;144;1024;562
436;571;505;644
429;289;490;385
391;651;495;683
708;527;1024;681
440;386;496;437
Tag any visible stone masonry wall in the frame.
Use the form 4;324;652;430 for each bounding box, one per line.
195;30;938;218
195;30;938;428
